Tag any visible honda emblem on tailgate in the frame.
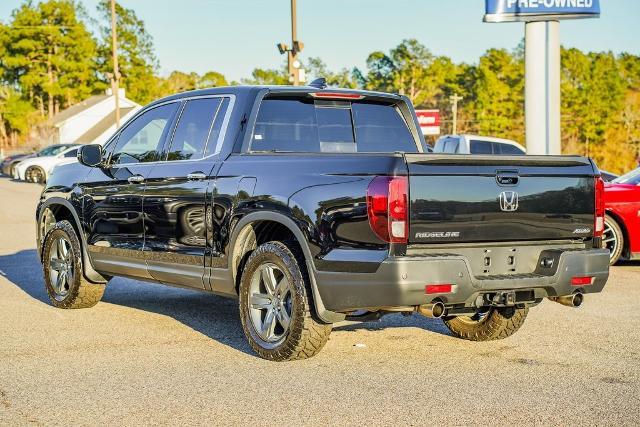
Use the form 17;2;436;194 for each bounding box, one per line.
499;191;519;212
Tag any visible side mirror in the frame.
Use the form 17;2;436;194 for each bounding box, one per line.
78;144;104;167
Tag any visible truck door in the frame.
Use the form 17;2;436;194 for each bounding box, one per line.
143;96;231;289
82;102;180;279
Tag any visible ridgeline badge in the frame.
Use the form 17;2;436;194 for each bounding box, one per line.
484;0;600;23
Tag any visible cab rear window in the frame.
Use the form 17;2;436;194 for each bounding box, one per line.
251;97;418;153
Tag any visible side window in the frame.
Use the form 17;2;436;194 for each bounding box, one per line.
352;103;417;152
167;98;223;161
110;103;179;165
470;140;493;154
443;138;459;153
63;148;79;158
204;97;230;157
496;143;525;155
252;99;319;152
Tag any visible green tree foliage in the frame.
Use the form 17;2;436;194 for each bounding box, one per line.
1;0;98;119
162;71;198;93
305;57;359;88
0;87;36;143
198;71;228;88
562;50;624;152
96;0;160;104
240;66;289;85
471;48;524;142
159;70;228;94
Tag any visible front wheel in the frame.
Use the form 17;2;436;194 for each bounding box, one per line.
239;241;332;361
443;306;529;341
26;166;46;184
42;220;106;308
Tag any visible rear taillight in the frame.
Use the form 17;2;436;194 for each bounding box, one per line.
594;176;605;238
309;92;365;100
367;176;408;243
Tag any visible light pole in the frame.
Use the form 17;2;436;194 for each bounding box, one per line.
110;0;121;128
449;93;463;135
277;0;304;85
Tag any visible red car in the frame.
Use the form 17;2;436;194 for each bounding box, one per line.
603;168;640;264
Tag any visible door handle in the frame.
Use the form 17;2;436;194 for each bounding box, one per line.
127;174;145;184
187;172;207;181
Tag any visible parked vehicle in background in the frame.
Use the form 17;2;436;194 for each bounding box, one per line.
15;145;80;184
434;134;526;155
1;144;76;177
602;167;640;265
1;153;31;176
35;84;609;361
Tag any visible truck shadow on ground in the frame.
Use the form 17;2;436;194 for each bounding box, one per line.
0;249;459;356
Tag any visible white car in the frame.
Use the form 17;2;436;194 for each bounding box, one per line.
14;145;80;183
434;134;526;155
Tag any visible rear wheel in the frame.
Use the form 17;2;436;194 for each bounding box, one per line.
42;220;105;309
602;214;624;265
443;306;529;341
239;241;332;361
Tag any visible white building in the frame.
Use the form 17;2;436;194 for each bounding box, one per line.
51;89;141;146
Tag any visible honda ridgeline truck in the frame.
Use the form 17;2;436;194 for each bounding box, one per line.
36;81;610;361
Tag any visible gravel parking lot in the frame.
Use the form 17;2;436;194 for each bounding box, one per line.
0;176;639;425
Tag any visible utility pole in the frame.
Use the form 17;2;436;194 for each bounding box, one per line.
277;0;304;85
110;0;121;128
449;93;463;135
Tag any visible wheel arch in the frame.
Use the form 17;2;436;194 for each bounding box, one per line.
229;211;344;323
38;198;108;284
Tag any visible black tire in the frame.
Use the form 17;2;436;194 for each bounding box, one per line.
239;241;332;361
443;306;529;341
603;215;624;266
42;220;106;309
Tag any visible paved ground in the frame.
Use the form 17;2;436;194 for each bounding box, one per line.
0;176;639;426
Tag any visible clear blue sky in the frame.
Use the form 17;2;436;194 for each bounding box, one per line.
1;0;639;81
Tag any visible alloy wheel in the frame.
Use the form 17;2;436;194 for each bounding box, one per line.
247;262;293;344
48;236;74;301
602;220;619;261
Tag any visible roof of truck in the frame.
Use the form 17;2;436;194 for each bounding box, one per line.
147;85;404;108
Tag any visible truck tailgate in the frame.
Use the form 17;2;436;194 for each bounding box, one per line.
405;154;597;244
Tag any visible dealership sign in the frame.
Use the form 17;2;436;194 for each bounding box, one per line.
415;110;440;135
484;0;600;22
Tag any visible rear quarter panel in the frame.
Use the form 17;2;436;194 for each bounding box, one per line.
216;153;407;271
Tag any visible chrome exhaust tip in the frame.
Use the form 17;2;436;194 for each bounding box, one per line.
548;293;584;308
417;302;446;318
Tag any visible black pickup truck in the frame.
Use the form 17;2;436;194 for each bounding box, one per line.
36;82;610;361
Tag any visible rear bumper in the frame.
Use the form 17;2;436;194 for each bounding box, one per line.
315;248;610;312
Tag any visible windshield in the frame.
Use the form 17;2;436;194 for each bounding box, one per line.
39;145;69;156
612;167;640;185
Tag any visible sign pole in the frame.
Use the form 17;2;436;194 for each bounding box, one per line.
449;93;463;135
525;20;560;155
484;0;599;156
110;0;120;129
